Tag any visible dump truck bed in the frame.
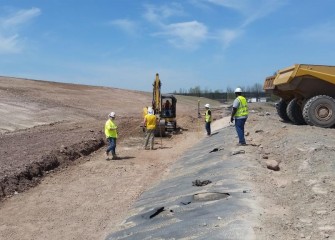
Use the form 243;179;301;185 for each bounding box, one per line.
264;64;335;100
263;64;335;128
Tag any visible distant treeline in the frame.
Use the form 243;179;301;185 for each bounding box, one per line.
173;84;278;102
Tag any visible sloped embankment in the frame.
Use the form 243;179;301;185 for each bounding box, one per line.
0;136;104;201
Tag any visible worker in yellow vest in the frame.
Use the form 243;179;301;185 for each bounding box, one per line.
143;108;157;150
230;88;249;146
105;112;119;160
204;103;212;136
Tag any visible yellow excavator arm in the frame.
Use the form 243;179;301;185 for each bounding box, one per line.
152;73;161;114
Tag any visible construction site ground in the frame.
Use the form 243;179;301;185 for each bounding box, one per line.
0;77;334;240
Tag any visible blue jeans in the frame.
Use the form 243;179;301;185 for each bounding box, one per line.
106;137;116;155
235;118;247;144
205;122;211;135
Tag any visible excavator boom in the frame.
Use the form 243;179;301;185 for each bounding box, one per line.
152;73;161;114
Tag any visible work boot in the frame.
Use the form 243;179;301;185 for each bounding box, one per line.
105;151;109;160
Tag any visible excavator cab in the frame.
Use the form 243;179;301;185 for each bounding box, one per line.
161;94;177;131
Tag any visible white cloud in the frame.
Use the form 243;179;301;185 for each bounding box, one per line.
0;7;41;54
143;3;185;24
205;0;286;26
1;7;41;29
189;0;286;48
241;0;286;27
0;34;20;54
144;4;206;50
217;28;243;49
109;19;138;35
143;1;285;50
207;0;252;13
156;21;208;50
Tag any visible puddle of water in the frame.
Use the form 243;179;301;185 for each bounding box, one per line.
193;192;230;202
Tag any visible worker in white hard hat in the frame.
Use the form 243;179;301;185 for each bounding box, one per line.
143;108;157;150
142;106;150;132
142;106;153;119
230;88;249;146
104;112;119;160
204;103;212;136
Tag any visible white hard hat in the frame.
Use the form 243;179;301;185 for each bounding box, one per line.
234;87;242;93
148;109;154;115
204;104;210;108
147;106;153;112
109;112;115;118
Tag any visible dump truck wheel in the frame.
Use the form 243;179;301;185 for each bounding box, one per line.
303;95;335;128
276;99;290;122
286;98;306;125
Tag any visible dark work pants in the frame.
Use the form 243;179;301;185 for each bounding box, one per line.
205;122;211;136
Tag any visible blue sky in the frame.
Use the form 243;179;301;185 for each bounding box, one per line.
1;0;335;93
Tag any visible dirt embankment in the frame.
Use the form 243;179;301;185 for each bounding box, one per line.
0;77;139;200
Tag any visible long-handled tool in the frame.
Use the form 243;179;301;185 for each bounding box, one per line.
159;117;163;149
197;100;201;137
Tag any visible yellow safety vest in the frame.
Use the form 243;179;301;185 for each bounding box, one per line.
105;119;118;138
205;110;212;123
145;114;157;130
235;96;249;117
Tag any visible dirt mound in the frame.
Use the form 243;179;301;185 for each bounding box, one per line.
0;138;104;199
0;114;146;201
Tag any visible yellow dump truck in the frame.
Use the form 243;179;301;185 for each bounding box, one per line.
263;64;335;128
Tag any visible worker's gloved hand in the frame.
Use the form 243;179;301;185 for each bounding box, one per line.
230;117;234;123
